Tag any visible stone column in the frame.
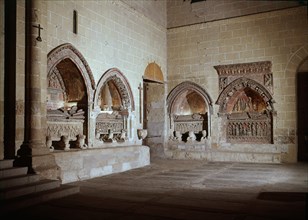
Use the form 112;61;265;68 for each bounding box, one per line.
16;0;59;180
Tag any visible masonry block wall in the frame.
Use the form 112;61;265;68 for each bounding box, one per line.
45;1;167;143
167;4;308;162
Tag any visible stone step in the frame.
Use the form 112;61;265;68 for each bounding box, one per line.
0;179;61;200
0;173;41;189
0;159;14;169
0;184;80;213
0;166;28;179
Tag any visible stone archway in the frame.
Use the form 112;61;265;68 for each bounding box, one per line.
167;81;213;142
286;44;308;161
93;68;135;145
142;62;165;158
47;43;95;149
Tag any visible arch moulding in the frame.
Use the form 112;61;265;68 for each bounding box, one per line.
167;81;213;114
216;77;275;114
47;43;96;102
94;68;135;111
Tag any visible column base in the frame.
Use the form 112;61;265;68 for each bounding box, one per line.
14;142;60;180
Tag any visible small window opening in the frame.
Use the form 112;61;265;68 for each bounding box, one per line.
73;10;78;34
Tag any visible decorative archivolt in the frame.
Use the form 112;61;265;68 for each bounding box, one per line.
47;43;95;102
47;67;67;101
94;68;135;111
167;81;213;114
216;77;275;113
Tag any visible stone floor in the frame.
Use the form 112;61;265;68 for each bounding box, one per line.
3;159;308;219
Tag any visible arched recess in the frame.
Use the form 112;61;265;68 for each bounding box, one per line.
94;68;134;111
287;44;308;161
216;77;275;144
46;43;95;149
93;68;135;142
216;77;275;114
144;62;164;83
142;62;166;158
167;81;213;140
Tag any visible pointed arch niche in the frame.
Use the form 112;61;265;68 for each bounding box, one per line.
93;68;135;144
214;61;275;144
167;81;213;143
46;43;95;150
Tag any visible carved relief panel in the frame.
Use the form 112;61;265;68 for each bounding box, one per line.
214;61;275;144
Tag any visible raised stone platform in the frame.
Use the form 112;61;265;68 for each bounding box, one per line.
53;145;150;184
165;143;288;163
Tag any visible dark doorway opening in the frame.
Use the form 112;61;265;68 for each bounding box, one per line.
297;72;308;161
4;0;17;159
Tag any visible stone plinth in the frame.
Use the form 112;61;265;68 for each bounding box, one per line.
165;143;287;163
53;145;150;184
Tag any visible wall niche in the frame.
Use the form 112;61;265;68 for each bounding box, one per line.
167;81;213;149
214;61;275;144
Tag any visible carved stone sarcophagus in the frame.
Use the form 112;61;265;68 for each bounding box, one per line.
47;106;85;150
95;111;126;142
174;113;205;134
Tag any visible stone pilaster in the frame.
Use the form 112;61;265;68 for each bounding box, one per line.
15;0;59;180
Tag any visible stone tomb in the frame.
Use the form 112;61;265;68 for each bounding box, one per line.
167;81;212;152
45;44;149;182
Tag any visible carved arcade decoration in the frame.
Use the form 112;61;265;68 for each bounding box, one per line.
214;61;275;144
227;113;272;143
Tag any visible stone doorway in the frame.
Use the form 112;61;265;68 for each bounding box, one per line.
143;62;165;158
297;72;308;161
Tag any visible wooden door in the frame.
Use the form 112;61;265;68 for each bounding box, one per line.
297;72;308;161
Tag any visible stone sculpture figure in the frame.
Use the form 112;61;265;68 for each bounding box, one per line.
200;130;207;141
119;129;128;142
76;134;88;149
187;131;196;143
60;135;70;151
46;135;54;152
173;131;182;142
106;129;116;143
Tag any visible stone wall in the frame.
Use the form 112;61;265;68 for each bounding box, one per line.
46;0;167;142
54;145;150;184
167;0;301;28
167;6;308;162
